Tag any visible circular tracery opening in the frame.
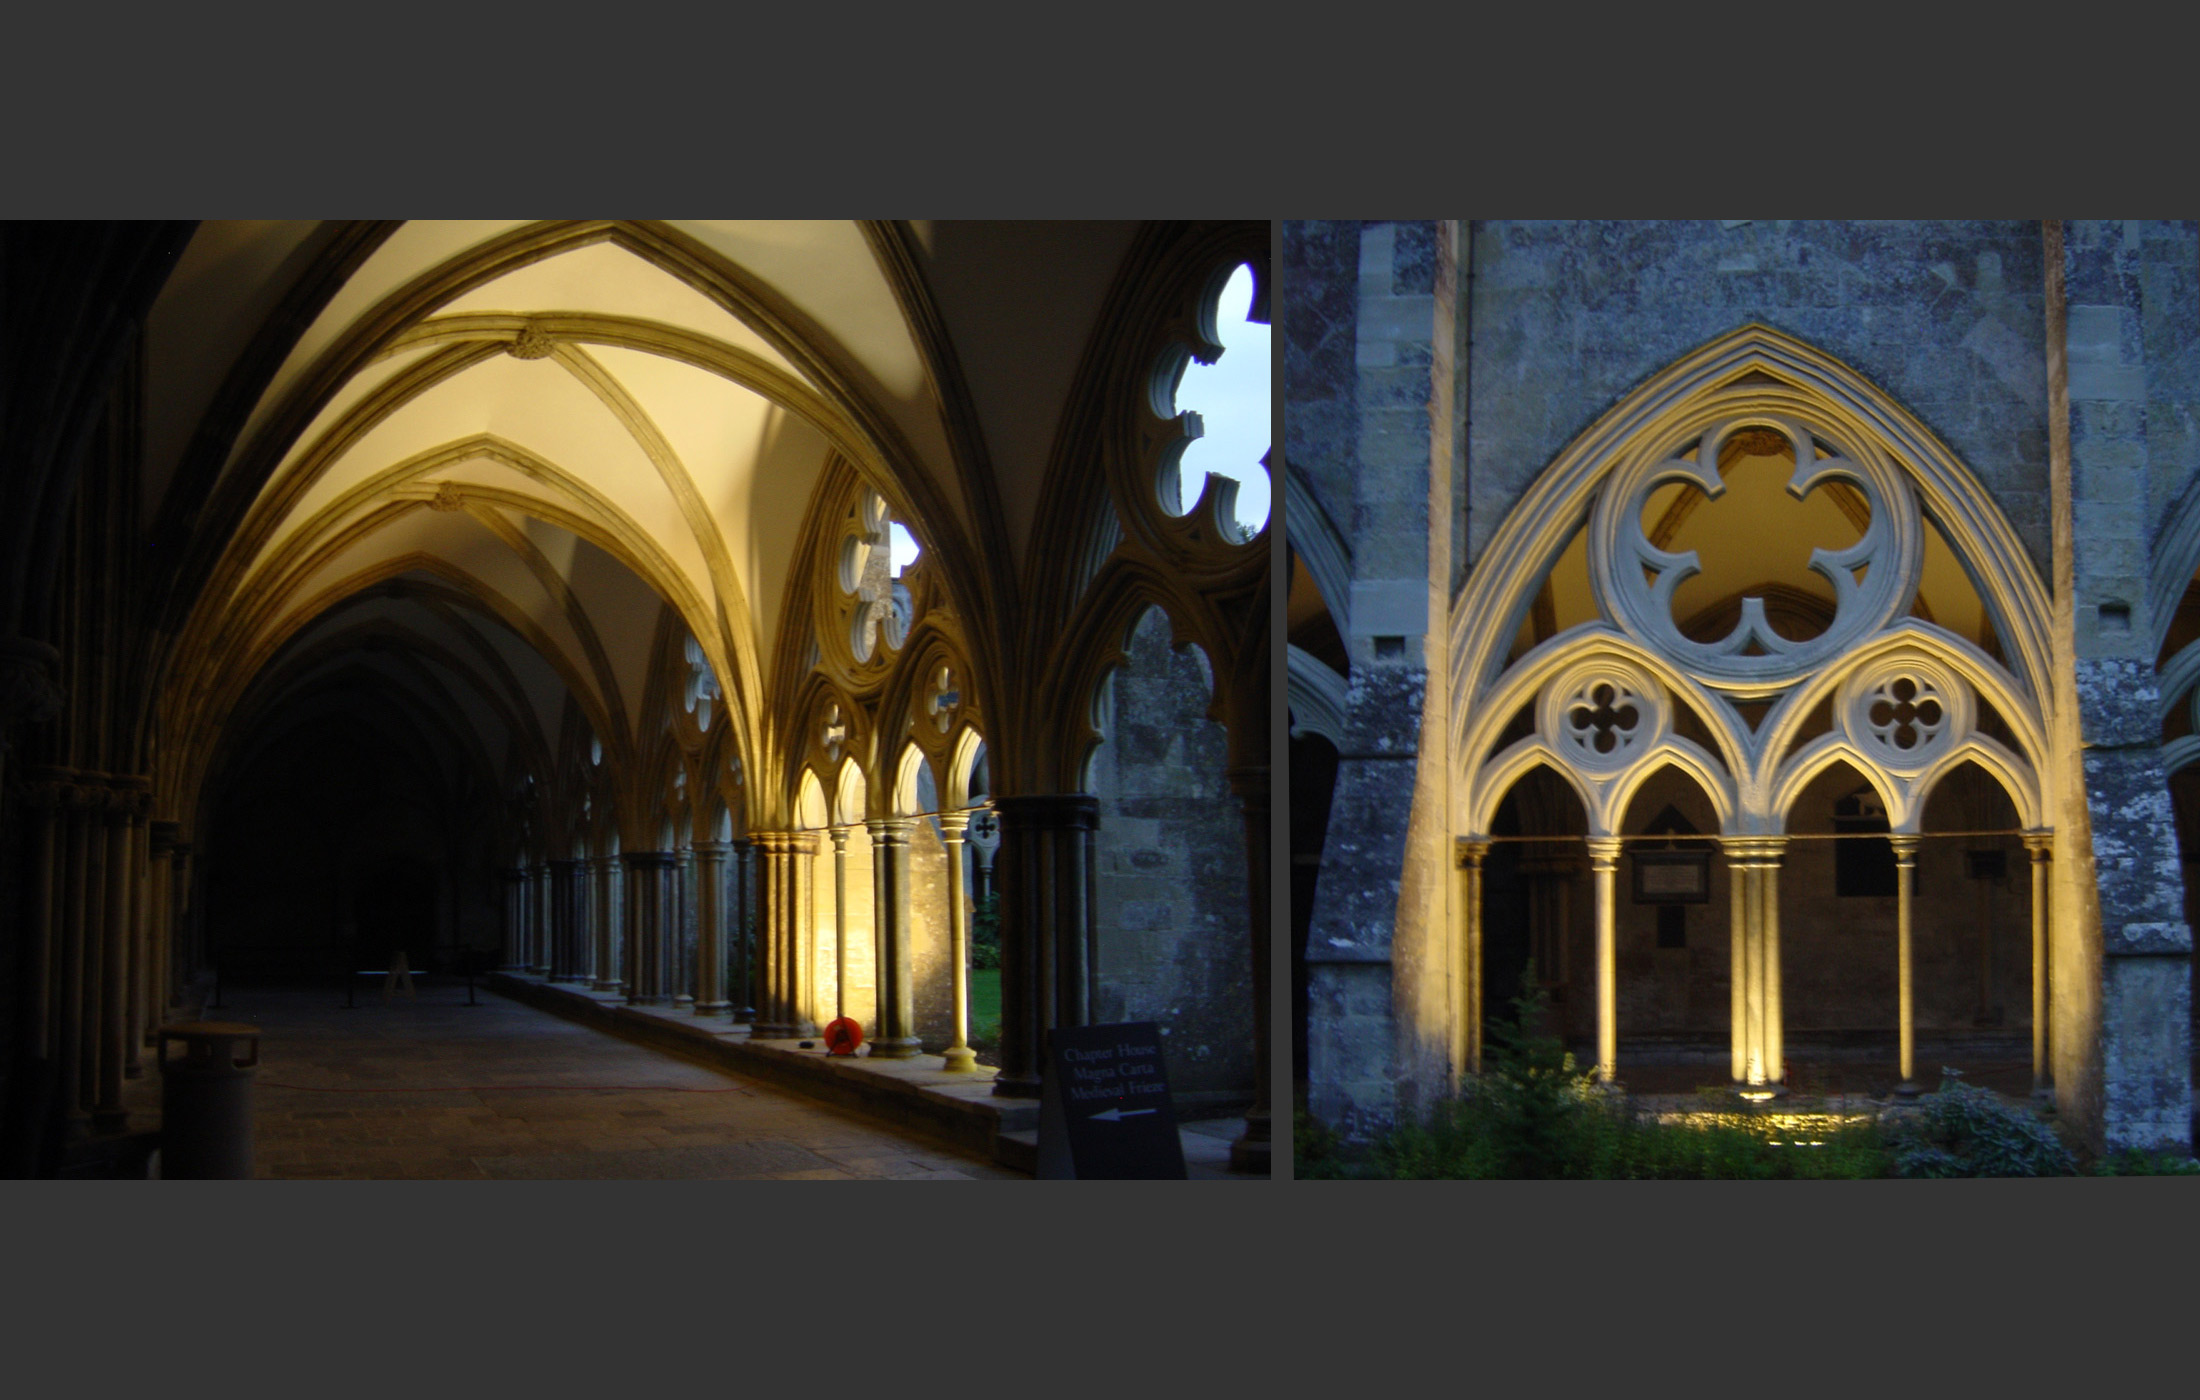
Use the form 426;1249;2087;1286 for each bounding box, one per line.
1640;432;1869;646
1165;263;1270;540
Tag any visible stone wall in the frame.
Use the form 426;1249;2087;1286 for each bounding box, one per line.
1466;221;2051;581
1089;604;1254;1110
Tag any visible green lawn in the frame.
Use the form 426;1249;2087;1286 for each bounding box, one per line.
969;968;1001;1040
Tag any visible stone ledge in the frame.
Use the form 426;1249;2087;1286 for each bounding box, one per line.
487;973;1036;1171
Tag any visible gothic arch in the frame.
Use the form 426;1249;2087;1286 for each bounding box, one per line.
1450;323;2056;1090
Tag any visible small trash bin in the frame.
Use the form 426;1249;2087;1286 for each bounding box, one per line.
158;1022;261;1180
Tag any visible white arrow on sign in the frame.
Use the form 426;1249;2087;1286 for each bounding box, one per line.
1089;1107;1158;1122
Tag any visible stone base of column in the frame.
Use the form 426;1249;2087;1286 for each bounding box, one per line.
1228;1112;1270;1173
628;994;672;1008
1894;1080;1923;1099
940;1046;979;1072
750;1021;795;1039
693;1000;730;1015
1734;1082;1788;1101
866;1037;923;1060
592;978;623;993
992;1072;1041;1098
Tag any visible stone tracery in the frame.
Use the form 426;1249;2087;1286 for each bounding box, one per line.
1455;327;2054;1092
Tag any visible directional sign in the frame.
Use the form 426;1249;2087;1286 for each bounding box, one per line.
823;1017;864;1056
1036;1022;1187;1179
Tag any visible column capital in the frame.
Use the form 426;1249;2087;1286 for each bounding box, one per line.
994;792;1099;832
1584;835;1624;867
149;820;182;854
826;825;852;852
1886;832;1922;863
500;868;529;885
866;815;914;845
621;849;679;870
936;809;971;838
1456;836;1491;867
691;840;730;860
549;857;582;873
1719;834;1788;864
2021;828;2055;858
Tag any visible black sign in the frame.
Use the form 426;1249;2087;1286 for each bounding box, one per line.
1035;1022;1187;1179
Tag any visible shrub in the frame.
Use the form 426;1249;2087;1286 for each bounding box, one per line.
968;893;1001;970
2092;1147;2200;1176
1883;1070;2076;1178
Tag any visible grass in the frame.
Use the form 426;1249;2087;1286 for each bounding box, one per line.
968;967;1001;1045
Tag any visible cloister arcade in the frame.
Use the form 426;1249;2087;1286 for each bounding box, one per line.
0;220;1271;1174
1448;328;2058;1095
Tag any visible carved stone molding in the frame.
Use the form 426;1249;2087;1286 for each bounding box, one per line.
0;636;64;731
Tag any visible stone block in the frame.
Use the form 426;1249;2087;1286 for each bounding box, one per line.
2074;657;2165;743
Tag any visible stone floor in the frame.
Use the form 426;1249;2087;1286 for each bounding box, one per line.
182;982;1024;1180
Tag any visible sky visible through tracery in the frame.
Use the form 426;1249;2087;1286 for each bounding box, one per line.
885;260;1269;573
1175;262;1271;535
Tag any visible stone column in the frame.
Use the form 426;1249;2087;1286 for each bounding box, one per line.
19;778;63;1068
2023;829;2054;1097
529;863;552;975
78;782;110;1115
992;794;1097;1098
622;851;676;1005
499;870;527;970
672;850;695;1006
1586;836;1622;1083
571;857;595;985
692;840;730;1014
1722;837;1787;1091
548;860;580;981
96;784;140;1128
828;825;852;1022
125;793;151;1079
1890;833;1921;1095
868;816;921;1058
937;812;978;1072
749;833;816;1037
1728;842;1749;1084
1226;764;1271;1173
1457;839;1489;1077
729;839;757;1021
1763;845;1784;1087
590;855;622;991
148;821;179;1025
56;779;91;1119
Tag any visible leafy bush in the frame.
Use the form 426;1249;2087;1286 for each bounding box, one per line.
1364;984;1890;1180
968;893;1001;970
1883;1070;2076;1178
2091;1147;2200;1176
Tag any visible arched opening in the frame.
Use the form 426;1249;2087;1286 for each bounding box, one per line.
1087;604;1254;1120
1480;765;1589;1050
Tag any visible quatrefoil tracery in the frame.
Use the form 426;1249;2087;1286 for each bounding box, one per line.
1539;659;1670;776
1589;409;1922;695
1837;655;1970;775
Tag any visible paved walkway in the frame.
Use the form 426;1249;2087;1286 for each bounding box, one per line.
192;983;1023;1180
